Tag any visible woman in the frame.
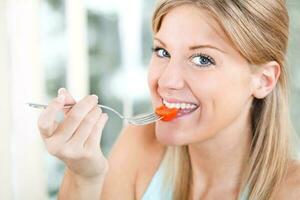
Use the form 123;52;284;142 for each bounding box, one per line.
37;0;300;199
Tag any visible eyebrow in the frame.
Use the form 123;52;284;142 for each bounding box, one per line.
154;37;226;54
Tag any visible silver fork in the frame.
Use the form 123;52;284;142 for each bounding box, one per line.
27;103;162;126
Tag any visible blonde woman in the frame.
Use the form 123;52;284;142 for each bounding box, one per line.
37;0;300;199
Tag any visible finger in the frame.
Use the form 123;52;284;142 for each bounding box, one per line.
67;105;102;146
58;88;76;105
58;88;76;114
54;95;99;141
84;113;108;151
38;95;65;138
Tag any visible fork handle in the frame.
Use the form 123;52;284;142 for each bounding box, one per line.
27;103;124;119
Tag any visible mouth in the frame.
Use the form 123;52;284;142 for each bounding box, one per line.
162;99;199;118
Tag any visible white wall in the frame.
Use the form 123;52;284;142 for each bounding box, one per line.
7;0;47;199
66;0;89;99
0;0;13;199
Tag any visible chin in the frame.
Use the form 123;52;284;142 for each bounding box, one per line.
155;125;187;146
154;120;218;146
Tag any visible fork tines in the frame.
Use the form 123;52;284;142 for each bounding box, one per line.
129;113;161;125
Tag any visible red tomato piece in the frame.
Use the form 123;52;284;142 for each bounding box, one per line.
155;105;179;121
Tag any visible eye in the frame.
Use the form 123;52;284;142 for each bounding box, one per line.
152;47;170;58
190;54;216;67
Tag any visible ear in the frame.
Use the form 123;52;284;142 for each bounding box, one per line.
251;61;281;99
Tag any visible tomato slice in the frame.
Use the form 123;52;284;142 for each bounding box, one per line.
155;105;179;121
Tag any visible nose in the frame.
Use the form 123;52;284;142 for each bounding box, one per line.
157;59;185;91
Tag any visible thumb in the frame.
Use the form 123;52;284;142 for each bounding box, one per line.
57;88;77;116
57;88;76;105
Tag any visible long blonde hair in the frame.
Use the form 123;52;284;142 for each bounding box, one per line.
152;0;297;199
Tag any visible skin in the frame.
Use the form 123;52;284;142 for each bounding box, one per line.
38;4;300;200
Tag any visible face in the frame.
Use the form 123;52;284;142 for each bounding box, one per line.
148;5;256;146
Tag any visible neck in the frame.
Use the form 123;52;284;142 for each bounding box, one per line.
188;108;252;197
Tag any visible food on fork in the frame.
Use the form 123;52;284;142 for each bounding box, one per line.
155;105;179;121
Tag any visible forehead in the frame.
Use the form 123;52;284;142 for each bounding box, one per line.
155;5;232;52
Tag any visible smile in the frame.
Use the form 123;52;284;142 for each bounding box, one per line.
162;99;199;118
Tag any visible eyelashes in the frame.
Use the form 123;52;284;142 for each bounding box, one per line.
151;46;216;67
151;47;170;58
190;53;216;66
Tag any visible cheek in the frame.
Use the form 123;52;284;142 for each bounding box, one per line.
188;69;251;124
204;72;251;109
207;72;252;128
187;70;219;99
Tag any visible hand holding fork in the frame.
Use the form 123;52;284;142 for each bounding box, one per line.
34;88;161;186
36;88;110;181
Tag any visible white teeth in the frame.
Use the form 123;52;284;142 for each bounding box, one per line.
163;99;198;110
181;103;186;109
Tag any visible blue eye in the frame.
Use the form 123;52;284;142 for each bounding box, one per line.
191;54;215;67
152;47;170;58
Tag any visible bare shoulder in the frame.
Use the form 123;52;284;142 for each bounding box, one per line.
101;124;165;199
109;123;164;158
275;160;300;200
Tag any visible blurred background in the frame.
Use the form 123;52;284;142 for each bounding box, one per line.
0;0;299;199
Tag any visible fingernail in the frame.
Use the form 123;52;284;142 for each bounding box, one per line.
91;94;98;100
56;94;65;103
58;88;66;95
102;113;108;121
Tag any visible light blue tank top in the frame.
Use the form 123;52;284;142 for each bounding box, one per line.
141;161;172;200
141;162;249;200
